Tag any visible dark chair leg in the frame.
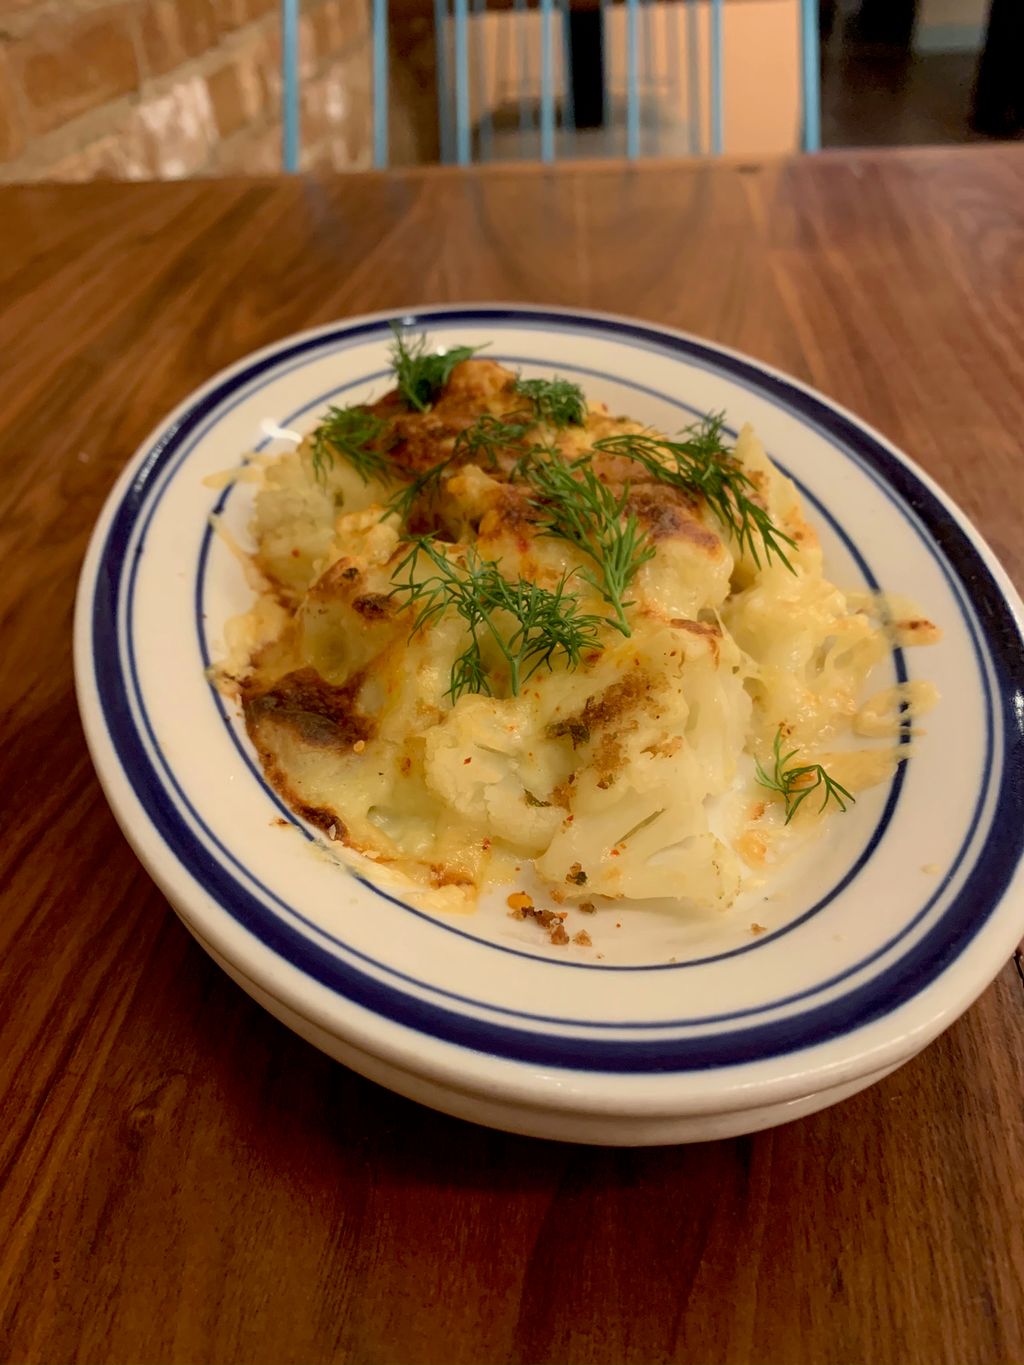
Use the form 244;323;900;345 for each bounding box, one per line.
568;7;605;129
971;0;1024;137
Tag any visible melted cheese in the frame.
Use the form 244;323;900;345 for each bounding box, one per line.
218;359;940;912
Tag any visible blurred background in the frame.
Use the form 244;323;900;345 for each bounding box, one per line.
0;0;1018;182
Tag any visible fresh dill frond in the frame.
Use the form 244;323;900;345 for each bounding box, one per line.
383;459;451;528
309;406;394;485
389;324;483;412
592;415;797;571
385;414;535;529
754;727;856;824
512;375;587;428
452;413;534;467
516;454;655;637
389;537;605;700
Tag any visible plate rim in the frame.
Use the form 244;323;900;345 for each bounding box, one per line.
74;302;1024;1115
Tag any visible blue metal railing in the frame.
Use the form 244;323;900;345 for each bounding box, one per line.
280;0;824;171
282;0;300;172
710;0;723;155
800;0;821;151
373;0;389;166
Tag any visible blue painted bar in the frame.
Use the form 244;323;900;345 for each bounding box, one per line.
686;0;700;154
282;0;300;172
540;0;555;162
710;0;723;155
473;0;492;160
434;0;453;164
454;0;471;164
626;0;639;159
373;0;389;167
800;0;822;151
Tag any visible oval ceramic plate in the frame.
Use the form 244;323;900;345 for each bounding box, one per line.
75;306;1024;1145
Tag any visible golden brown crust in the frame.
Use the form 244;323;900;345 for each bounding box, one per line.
243;666;374;751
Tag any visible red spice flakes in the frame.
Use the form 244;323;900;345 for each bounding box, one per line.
573;930;592;947
463;756;472;764
271;818;289;827
751;922;768;935
610;848;621;857
290;548;300;558
615;921;622;929
400;757;412;775
579;902;596;914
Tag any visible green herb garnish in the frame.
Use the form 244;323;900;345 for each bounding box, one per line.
389;537;605;701
384;460;450;528
593;414;797;570
389;325;482;412
385;414;535;528
310;406;393;484
754;727;855;823
512;375;587;428
516;454;654;637
452;413;534;467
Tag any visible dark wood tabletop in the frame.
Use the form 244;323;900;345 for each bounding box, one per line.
2;146;1023;1365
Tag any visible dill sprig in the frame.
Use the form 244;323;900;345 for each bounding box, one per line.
512;375;587;428
389;325;483;412
384;460;450;528
389;537;605;701
754;727;855;824
385;414;536;528
310;406;394;484
592;415;797;570
516;454;655;637
452;413;534;467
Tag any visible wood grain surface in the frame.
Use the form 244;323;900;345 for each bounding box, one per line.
1;147;1023;1365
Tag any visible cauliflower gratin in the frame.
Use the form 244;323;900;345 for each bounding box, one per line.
214;329;940;918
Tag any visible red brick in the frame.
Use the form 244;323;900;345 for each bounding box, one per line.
0;52;26;162
214;119;281;174
208;60;247;139
208;42;269;140
46;118;156;182
136;74;216;176
333;0;371;52
301;46;371;169
310;2;344;58
12;7;140;136
139;0;218;79
215;0;252;34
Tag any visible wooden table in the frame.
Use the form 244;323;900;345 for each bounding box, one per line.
2;147;1023;1365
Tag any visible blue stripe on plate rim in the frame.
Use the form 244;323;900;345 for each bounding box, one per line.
89;307;1024;1073
144;350;989;1032
189;360;917;998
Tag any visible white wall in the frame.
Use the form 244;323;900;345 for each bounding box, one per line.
464;0;803;160
914;0;989;52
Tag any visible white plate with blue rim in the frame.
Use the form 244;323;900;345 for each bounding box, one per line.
74;305;1024;1145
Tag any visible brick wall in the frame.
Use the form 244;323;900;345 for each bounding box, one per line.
0;0;373;182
